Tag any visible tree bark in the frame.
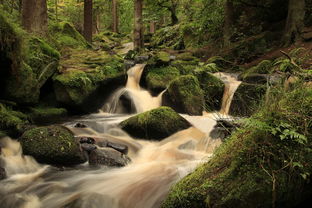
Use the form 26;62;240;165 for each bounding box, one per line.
223;0;235;47
112;0;118;33
149;21;156;33
21;0;48;35
134;0;144;51
169;7;178;25
84;0;93;43
283;0;305;45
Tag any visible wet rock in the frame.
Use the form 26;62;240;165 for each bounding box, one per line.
74;123;88;128
79;137;95;144
210;119;240;140
19;125;87;166
81;143;97;154
0;166;5;180
89;148;130;167
229;83;267;117
238;73;282;85
124;60;136;70
163;75;204;115
134;55;149;63
97;140;128;155
107;142;128;155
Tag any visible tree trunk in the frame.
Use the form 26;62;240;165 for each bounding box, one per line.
134;0;144;51
84;0;93;43
169;7;178;25
149;21;156;33
21;0;48;35
283;0;305;45
112;0;118;33
223;0;235;47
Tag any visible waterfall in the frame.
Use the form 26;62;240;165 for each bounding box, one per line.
104;64;163;114
214;72;241;115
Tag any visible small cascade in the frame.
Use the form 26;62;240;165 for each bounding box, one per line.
214;72;241;115
104;64;164;114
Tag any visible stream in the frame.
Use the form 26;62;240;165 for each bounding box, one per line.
0;64;241;208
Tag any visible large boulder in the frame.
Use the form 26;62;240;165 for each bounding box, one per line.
27;106;67;123
163;75;204;115
229;83;267;117
193;69;224;111
19;125;86;165
145;66;180;94
119;107;191;140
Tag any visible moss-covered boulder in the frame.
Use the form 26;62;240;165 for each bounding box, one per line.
19;125;86;165
119;107;191;140
229;83;267;117
146;66;180;94
49;21;89;49
0;13;60;104
163;75;204;115
193;69;224;111
206;56;239;72
162;86;312;208
54;51;126;112
0;103;29;137
27;106;67;123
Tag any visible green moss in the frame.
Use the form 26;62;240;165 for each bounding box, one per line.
0;103;28;136
193;69;224;111
27;106;67;123
146;66;180;93
166;75;204;115
120;107;191;140
163;86;312;208
157;51;170;63
207;56;238;71
171;60;199;75
241;60;274;79
20;125;86;165
176;52;198;62
230;83;267;117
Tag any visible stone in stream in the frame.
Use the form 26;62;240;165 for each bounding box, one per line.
0;166;5;180
79;137;95;144
120;107;192;140
97;140;129;155
209;119;240;140
74;123;88;128
89;148;131;167
81;143;97;154
19;125;87;166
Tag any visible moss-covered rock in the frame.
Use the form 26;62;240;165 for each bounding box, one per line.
49;21;89;49
171;60;199;75
193;69;224;111
229;83;267;117
27;106;67;123
146;66;180;94
19;125;86;165
163;75;204;115
207;56;239;71
119;107;191;140
162;86;312;208
0;103;29;136
176;52;199;62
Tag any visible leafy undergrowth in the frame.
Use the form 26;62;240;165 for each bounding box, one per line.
162;82;312;208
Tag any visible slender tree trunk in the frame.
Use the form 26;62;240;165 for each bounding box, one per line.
223;0;235;47
169;7;178;25
283;0;305;45
21;0;48;35
112;0;118;33
134;0;144;51
149;21;156;33
84;0;93;43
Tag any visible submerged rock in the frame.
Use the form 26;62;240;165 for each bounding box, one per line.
74;123;88;128
163;75;204;115
97;140;129;155
89;148;130;167
229;83;267;117
119;107;191;140
210;119;240;140
0;166;5;180
79;137;95;144
19;125;86;165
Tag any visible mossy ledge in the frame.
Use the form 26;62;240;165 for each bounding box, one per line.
119;107;191;140
162;85;312;208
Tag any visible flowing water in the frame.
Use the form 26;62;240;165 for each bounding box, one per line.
0;65;240;208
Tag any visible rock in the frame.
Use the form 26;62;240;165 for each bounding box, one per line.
206;56;238;71
210;119;240;140
302;27;312;41
238;73;269;84
107;141;128;155
176;52;198;62
145;66;180;94
229;83;267;117
0;166;5;180
156;51;171;63
124;60;136;70
89;148;130;167
79;137;95;144
81;143;97;154
27;106;67;123
75;123;88;128
134;55;149;63
163;75;204;115
119;107;191;140
193;69;224;111
19;125;87;165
